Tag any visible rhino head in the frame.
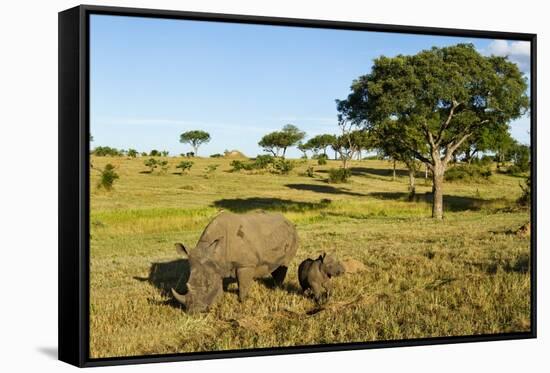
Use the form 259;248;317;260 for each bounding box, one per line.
171;243;223;313
319;253;345;278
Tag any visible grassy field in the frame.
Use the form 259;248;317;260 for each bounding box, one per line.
89;155;531;358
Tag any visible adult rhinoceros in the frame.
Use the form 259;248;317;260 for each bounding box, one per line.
171;211;298;312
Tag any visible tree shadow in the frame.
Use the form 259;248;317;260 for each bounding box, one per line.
350;167;424;178
212;197;331;213
368;191;493;212
285;183;366;197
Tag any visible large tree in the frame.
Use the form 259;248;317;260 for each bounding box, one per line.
338;44;528;219
258;124;305;158
305;134;337;156
179;130;211;156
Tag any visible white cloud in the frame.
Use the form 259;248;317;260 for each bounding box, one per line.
484;40;531;72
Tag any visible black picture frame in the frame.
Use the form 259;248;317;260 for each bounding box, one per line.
58;4;537;367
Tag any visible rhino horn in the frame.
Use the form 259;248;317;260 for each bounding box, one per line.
175;243;189;258
171;288;187;306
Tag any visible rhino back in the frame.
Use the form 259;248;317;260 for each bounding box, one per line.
193;212;298;273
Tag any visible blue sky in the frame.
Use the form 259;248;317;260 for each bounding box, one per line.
90;15;531;158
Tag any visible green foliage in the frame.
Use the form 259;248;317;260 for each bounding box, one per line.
507;143;530;173
445;164;492;182
210;153;223;158
176;160;194;174
97;163;119;190
93;146;122;157
328;168;351;183
272;158;295;174
229;160;253;172
258;124;305;157
204;164;219;175
305;134;337;156
517;175;531;207
143;158;157;172
127;149;138;158
317;154;328;165
306;166;315;177
180;130;211;156
149;149;160;156
140;152;148;157
161;150;170;157
253;154;274;168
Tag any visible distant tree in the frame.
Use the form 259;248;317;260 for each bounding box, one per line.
297;141;310;158
93;146;122;157
305;134;336;156
507;142;530;173
140;152;148;157
180;130;211;156
337;43;528;219
258;124;305;158
127;149;138;158
161;150;170;157
150;149;160;157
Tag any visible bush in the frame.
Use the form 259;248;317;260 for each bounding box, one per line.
149;149;160;156
97;164;119;190
517;175;531;207
253;154;274;169
204;164;219;176
230;160;253;172
445;164;492;182
306;166;314;178
176;160;194;174
328;168;351;183
272;158;295;175
144;158;158;173
317;154;328;165
93;146;122;157
210;153;223;158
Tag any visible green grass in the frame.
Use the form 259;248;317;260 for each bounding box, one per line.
90;156;531;358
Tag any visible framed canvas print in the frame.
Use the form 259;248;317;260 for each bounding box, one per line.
58;4;537;367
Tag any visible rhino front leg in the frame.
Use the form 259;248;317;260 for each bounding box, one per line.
271;265;288;287
236;267;255;302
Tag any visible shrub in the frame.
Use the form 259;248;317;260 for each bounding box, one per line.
230;160;253;172
328;168;351;183
149;149;160;156
445;164;492;182
127;149;138;158
158;160;169;173
317;154;328;165
176;160;194;174
161;150;170;157
97;164;119;190
144;158;158;173
204;164;219;176
186;152;195;158
306;166;314;178
210;153;223;158
93;146;122;157
253;154;274;169
517;175;531;207
272;158;295;175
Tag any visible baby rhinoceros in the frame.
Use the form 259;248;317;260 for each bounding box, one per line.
298;253;344;302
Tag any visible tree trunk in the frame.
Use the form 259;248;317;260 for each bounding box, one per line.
392;159;396;181
432;165;445;219
408;167;416;201
282;147;287;159
193;145;198;156
425;164;428;179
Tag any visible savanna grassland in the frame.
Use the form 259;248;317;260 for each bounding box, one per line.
89;155;531;358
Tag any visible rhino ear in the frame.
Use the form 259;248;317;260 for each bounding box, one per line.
175;243;189;257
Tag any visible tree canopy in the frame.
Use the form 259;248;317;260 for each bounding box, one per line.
179;130;211;156
258;124;305;158
337;43;529;218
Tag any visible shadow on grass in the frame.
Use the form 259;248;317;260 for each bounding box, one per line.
285;183;365;197
212;197;331;213
368;191;493;212
350;167;425;178
134;259;190;299
257;277;303;295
